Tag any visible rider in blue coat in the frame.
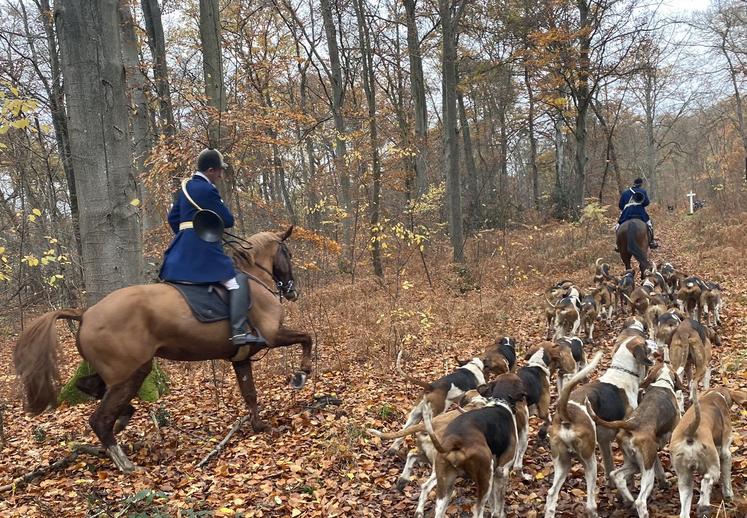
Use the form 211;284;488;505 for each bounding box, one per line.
160;148;265;346
617;177;658;249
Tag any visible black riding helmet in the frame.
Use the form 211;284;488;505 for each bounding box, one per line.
197;148;228;172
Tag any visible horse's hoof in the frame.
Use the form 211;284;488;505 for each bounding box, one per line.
395;478;408;491
289;371;307;390
697;505;712;518
252;419;271;433
107;445;138;474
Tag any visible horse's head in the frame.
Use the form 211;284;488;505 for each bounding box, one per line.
231;226;298;301
273;226;298;301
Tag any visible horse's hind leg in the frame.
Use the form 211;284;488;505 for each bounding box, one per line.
77;372;134;433
77;373;106;398
90;360;152;473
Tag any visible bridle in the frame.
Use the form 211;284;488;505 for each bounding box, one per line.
224;237;296;300
260;241;295;300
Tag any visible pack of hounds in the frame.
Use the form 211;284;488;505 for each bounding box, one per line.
368;259;744;518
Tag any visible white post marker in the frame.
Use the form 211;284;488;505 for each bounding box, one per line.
687;191;695;214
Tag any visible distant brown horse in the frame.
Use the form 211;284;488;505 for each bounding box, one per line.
13;227;311;472
616;219;652;278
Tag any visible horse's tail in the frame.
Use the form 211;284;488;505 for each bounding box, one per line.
626;221;649;270
13;309;84;415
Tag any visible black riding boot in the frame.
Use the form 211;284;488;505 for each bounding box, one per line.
229;272;266;346
648;225;659;249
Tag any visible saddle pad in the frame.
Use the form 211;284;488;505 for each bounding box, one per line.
166;282;229;323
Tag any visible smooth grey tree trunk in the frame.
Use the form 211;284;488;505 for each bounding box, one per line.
643;75;657;200
404;0;428;198
118;1;158;232
36;0;82;261
320;0;352;257
56;0;143;304
141;0;175;138
199;0;233;208
592;99;622;201
440;0;464;263
199;0;226;147
722;41;747;183
458;88;479;230
571;0;592;218
524;65;540;210
353;0;383;277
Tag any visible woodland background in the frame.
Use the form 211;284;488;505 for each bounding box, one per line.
1;0;747;516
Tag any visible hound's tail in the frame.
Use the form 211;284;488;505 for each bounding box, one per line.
396;350;432;390
367;424;425;440
589;410;637;431
422;402;447;454
683;381;701;444
557;351;603;423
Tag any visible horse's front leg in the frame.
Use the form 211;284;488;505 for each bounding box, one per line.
231;360;270;433
270;327;313;389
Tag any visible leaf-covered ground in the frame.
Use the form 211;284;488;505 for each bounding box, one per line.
1;210;747;517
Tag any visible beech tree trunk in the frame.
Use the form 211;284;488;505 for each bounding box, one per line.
320;0;352;257
404;0;428;198
440;0;464;263
56;0;143;304
36;0;81;260
199;0;232;207
141;0;175;137
118;1;158;231
353;0;382;277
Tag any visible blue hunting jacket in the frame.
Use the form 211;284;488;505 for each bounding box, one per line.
159;173;236;283
618;186;651;224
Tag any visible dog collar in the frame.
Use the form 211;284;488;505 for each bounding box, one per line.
651;375;676;393
628;321;645;333
610;364;641;378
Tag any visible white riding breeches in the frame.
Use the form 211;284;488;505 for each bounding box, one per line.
222;277;240;291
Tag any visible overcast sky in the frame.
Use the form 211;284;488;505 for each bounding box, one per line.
660;0;712;12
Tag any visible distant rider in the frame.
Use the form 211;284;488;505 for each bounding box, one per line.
617;177;658;249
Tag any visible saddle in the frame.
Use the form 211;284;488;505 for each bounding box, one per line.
165;282;230;322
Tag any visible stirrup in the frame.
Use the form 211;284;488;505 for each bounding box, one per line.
231;332;266;346
649;240;659;249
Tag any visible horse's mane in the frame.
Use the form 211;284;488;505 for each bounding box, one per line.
227;231;280;269
245;231;281;251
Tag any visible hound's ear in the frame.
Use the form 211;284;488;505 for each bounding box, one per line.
280;225;294;241
631;342;653;366
476;383;492;397
728;390;747;407
640;363;662;389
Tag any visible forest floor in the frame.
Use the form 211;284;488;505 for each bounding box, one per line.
1;208;747;517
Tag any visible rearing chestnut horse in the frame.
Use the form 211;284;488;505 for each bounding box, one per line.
13;227;312;472
616;219;652;278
